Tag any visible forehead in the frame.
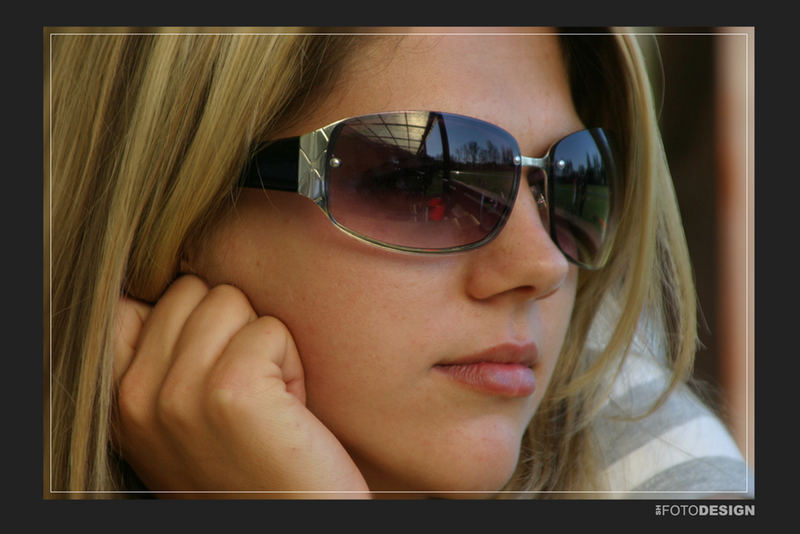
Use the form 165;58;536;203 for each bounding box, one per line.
281;34;581;153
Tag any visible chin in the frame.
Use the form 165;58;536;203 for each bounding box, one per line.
396;454;521;499
361;421;526;498
432;444;522;497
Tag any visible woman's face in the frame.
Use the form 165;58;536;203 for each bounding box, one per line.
191;34;583;496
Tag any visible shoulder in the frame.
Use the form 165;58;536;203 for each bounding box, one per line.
593;352;753;498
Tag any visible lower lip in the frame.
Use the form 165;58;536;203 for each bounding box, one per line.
434;362;536;397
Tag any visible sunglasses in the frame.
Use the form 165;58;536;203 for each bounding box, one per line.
240;111;620;269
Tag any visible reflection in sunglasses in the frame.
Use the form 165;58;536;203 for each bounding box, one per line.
241;111;618;266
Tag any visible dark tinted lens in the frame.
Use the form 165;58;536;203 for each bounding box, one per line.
549;128;617;268
327;112;520;250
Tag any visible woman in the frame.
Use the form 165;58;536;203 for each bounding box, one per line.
47;27;749;497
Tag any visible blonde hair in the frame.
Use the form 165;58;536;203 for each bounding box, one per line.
46;28;696;497
48;28;360;495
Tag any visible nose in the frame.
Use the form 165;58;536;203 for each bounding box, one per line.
464;169;571;301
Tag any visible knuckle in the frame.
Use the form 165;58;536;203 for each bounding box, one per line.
209;283;247;304
207;284;255;319
174;273;210;295
203;376;244;425
250;315;289;341
164;274;212;305
203;364;264;423
205;363;241;403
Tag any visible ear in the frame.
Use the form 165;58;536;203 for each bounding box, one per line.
178;248;198;276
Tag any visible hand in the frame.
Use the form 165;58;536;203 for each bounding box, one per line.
113;275;370;498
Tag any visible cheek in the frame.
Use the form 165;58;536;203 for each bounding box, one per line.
219;206;453;409
275;262;449;400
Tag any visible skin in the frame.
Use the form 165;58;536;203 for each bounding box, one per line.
114;33;584;498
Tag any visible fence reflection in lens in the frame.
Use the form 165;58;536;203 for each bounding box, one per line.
326;112;519;250
550;128;614;267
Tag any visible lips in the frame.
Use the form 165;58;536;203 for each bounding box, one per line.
433;343;539;397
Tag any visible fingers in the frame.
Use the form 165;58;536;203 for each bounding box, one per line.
112;274;368;494
115;274;288;443
117;276;210;403
157;285;259;428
